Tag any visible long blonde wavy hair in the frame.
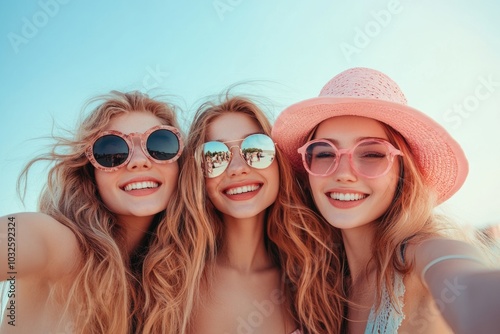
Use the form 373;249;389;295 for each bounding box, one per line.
142;95;345;334
18;91;182;333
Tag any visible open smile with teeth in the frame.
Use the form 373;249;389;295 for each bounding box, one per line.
225;184;261;195
329;192;367;201
124;181;159;192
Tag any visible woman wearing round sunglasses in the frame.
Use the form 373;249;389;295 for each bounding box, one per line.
141;96;344;333
273;67;500;333
0;91;183;333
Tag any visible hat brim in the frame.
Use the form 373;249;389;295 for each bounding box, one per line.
272;96;468;204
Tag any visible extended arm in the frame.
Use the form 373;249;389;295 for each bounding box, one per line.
414;238;500;334
0;212;79;282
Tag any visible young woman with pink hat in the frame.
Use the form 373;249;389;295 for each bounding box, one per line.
272;67;500;333
141;95;344;333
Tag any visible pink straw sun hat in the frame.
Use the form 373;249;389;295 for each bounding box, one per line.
272;67;468;204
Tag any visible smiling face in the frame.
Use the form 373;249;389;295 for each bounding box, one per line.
204;112;279;221
308;116;400;231
94;111;179;223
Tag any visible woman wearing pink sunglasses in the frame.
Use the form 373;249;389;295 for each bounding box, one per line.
0;91;184;333
273;67;500;333
141;95;344;333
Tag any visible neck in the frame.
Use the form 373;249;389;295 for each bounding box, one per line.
218;211;274;273
342;223;376;282
116;214;155;254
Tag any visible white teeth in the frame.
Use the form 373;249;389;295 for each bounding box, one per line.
124;181;159;191
225;184;260;195
329;192;366;201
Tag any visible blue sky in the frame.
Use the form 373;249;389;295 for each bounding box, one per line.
1;0;500;228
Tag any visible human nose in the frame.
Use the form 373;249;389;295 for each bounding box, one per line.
225;147;250;176
334;153;357;182
127;139;152;170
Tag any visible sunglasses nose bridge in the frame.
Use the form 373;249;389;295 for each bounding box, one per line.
127;135;141;155
226;144;243;159
227;144;240;151
331;148;357;177
126;136;152;168
225;144;250;172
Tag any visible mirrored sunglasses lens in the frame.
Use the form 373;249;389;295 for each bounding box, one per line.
240;134;275;169
353;141;391;177
305;141;337;175
93;135;129;168
147;129;180;161
202;141;230;178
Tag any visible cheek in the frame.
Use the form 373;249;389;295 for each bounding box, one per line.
266;163;280;199
158;163;181;203
160;163;180;187
95;170;107;190
308;175;323;198
385;165;401;197
94;170;115;205
374;172;400;209
204;178;219;203
307;175;326;212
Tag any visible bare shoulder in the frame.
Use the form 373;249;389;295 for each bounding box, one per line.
400;237;484;332
3;211;62;225
404;236;487;288
3;211;78;249
1;212;80;280
404;238;500;333
409;237;485;267
414;236;482;253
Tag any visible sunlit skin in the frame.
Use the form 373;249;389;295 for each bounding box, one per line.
0;110;181;333
302;115;500;333
190;112;297;334
205;112;279;223
308;116;399;234
95;111;179;247
307;116;402;333
307;116;462;333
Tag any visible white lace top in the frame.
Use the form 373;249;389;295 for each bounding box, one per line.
364;273;405;334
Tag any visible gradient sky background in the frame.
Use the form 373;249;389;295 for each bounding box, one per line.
1;0;499;229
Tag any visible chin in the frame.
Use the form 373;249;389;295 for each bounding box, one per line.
225;207;265;219
130;205;166;217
